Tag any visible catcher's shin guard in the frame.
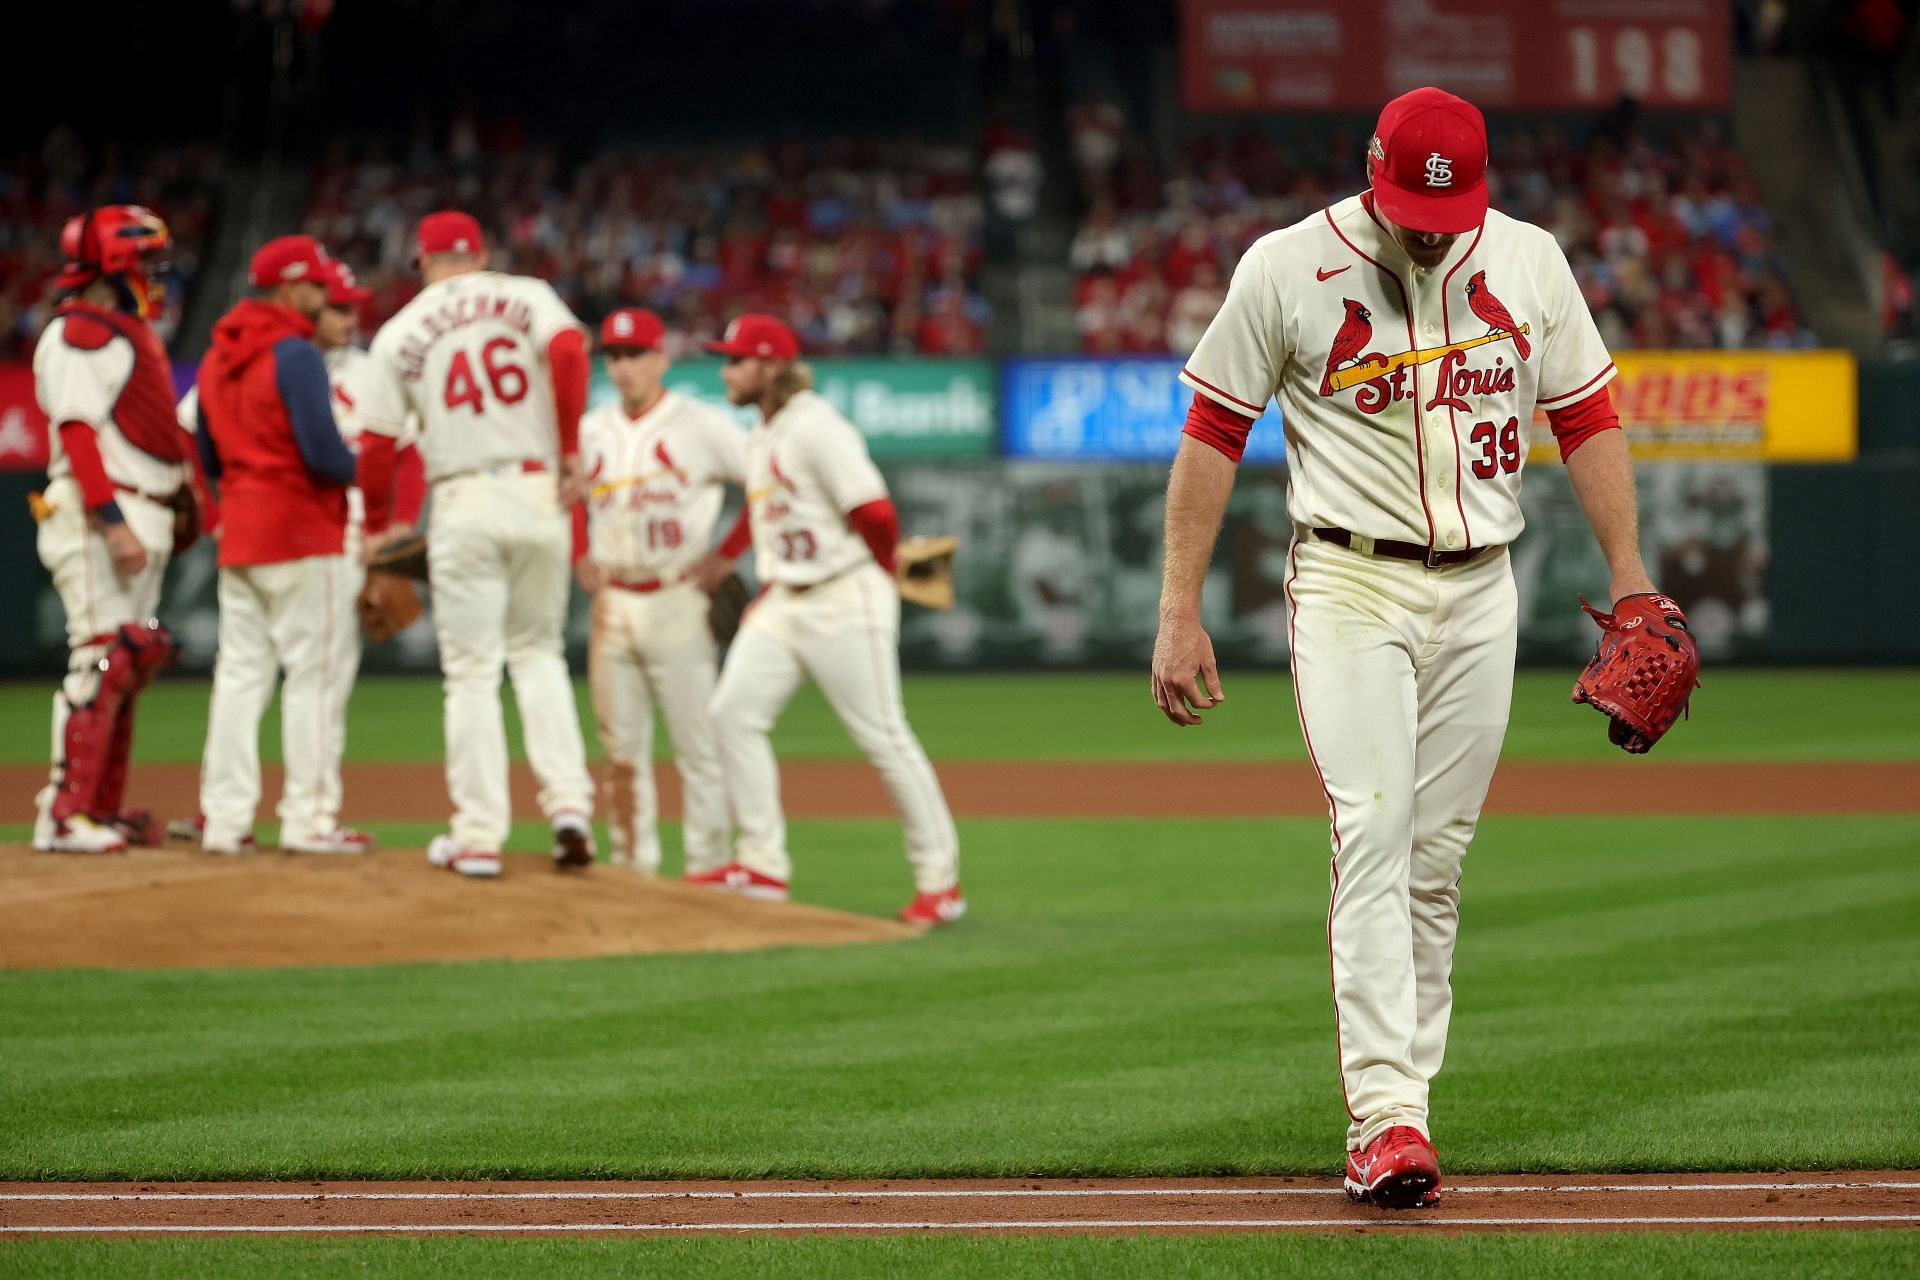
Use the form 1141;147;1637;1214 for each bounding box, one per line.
52;620;177;822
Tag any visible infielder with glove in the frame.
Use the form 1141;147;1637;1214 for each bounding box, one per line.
193;236;370;856
29;205;195;855
354;211;598;879
689;315;964;926
575;307;746;876
1152;89;1697;1208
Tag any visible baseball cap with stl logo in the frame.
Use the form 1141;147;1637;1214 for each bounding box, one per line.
600;307;665;351
324;260;372;307
249;235;331;287
1367;86;1489;235
415;210;486;260
704;313;799;360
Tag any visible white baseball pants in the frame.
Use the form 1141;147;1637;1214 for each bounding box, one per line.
1285;535;1516;1153
709;562;959;894
201;553;363;847
428;469;594;853
587;581;729;875
33;480;172;826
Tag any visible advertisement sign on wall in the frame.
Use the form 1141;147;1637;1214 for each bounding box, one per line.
1180;0;1732;113
1000;357;1286;462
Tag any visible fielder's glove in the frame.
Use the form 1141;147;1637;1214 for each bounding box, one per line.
1571;592;1700;754
896;534;958;610
357;531;429;644
706;572;751;646
165;484;203;554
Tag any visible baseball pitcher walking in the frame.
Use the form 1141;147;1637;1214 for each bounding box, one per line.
193;236;369;856
354;211;598;879
30;205;194;854
690;315;964;926
575;307;745;875
1152;88;1690;1207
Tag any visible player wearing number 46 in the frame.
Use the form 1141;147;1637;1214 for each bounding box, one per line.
685;315;964;926
1154;87;1690;1209
573;308;746;876
354;211;598;879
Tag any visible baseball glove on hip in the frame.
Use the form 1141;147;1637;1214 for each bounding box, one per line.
165;484;203;553
1571;592;1700;754
706;572;751;646
896;534;959;610
357;531;429;644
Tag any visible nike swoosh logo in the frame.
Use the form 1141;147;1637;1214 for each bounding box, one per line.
1316;266;1351;281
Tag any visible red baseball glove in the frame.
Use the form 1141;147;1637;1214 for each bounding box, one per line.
1571;592;1700;754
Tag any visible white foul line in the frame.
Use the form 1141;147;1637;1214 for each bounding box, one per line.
2;1181;1916;1202
2;1214;1918;1234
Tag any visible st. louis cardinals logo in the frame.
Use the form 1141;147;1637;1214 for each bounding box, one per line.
1319;275;1531;416
1424;152;1453;188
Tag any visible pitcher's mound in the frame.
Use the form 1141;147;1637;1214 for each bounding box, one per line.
0;844;920;970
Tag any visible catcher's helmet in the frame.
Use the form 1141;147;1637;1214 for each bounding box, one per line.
55;205;173;317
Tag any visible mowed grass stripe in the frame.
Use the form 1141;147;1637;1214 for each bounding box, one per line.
6;1230;1919;1280
1;669;1916;765
2;815;1914;1180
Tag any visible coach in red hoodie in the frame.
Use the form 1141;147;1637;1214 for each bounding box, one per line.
193;235;371;858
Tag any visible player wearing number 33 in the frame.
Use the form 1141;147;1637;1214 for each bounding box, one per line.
1152;88;1697;1209
686;315;964;926
354;211;598;879
573;308;746;877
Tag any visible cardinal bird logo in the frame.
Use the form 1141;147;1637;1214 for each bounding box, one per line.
1465;271;1530;361
1320;299;1374;396
653;440;687;486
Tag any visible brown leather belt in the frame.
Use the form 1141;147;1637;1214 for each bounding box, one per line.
1312;526;1498;569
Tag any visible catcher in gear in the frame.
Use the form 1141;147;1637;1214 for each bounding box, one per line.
1572;592;1700;753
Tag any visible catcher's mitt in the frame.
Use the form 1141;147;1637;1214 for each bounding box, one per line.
896;534;958;610
1571;592;1700;754
707;572;751;645
165;485;202;553
357;531;429;644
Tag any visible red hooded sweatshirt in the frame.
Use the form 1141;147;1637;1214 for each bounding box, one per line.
195;300;358;566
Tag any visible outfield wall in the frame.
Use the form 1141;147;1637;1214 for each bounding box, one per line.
2;353;1913;673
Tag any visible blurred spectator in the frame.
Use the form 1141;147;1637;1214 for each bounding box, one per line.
0;129;220;355
306;128;990;357
1071;117;1818;354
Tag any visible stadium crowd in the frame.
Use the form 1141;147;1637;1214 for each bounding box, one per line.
0;130;220;356
1067;97;1817;356
301;131;992;358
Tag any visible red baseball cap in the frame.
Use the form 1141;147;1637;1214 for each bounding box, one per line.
324;260;372;307
705;313;799;360
249;235;331;288
416;210;486;259
600;307;666;351
1367;87;1489;235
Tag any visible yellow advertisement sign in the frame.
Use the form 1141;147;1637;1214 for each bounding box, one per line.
1530;350;1857;463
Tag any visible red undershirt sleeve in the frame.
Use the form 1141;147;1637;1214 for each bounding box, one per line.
1546;383;1622;461
357;432;398;535
847;496;900;573
1181;392;1257;463
717;508;753;561
392;444;427;526
546;330;589;458
570;505;589;564
56;421;119;515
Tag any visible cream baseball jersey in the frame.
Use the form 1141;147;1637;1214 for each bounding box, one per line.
1181;195;1614;550
36;323;188;498
581;391;747;579
747;391;889;587
357;271;584;478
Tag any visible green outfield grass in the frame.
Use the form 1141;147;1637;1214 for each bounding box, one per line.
3;812;1916;1181
3;669;1920;767
9;1232;1918;1280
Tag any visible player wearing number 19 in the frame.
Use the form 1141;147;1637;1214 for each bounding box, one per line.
574;308;746;876
355;211;597;878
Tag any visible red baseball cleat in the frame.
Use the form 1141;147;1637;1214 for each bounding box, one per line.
1344;1126;1442;1208
108;808;162;847
899;886;967;926
283;827;375;855
683;861;788;902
